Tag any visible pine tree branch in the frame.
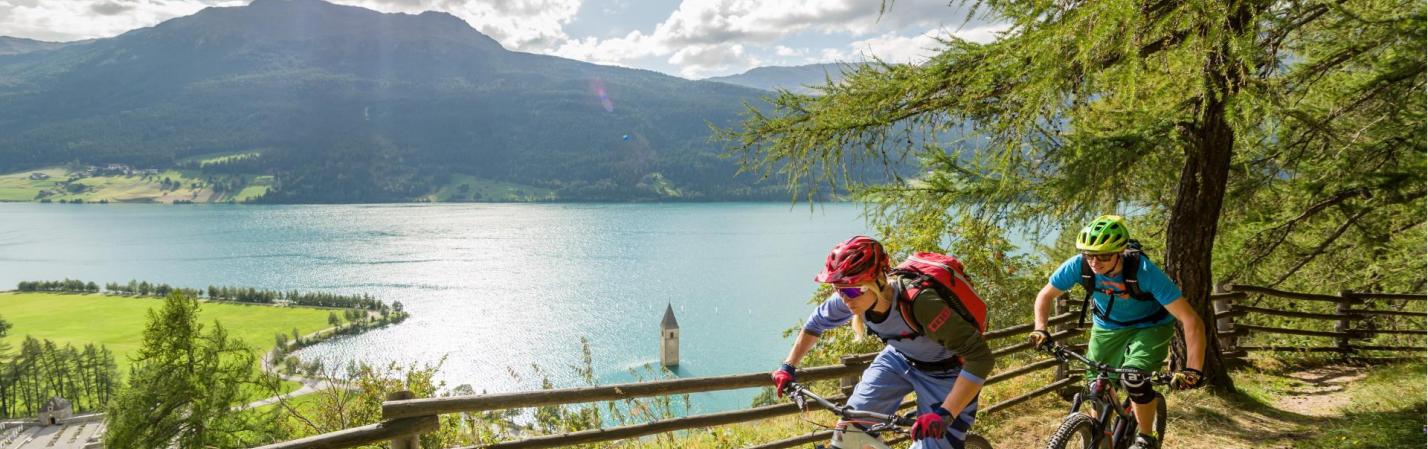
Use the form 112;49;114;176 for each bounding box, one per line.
1269;204;1374;287
1228;187;1373;282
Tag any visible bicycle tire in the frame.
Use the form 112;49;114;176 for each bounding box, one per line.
1045;413;1099;449
965;433;993;449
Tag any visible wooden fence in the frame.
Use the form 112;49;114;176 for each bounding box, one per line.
1211;284;1426;356
253;285;1424;449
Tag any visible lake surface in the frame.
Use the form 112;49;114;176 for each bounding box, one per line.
0;202;878;412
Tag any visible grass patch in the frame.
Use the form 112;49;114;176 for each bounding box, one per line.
239;380;303;404
0;292;333;372
424;174;555;202
1297;361;1427;449
0;167;65;201
232;175;274;202
963;357;1426;449
0;167;282;203
199;151;261;167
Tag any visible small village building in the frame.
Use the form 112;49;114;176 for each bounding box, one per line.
29;172;49;180
660;304;679;368
38;397;71;426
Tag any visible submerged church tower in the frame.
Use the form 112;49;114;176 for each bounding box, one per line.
660;303;679;368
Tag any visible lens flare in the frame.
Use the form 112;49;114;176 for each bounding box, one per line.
589;78;615;112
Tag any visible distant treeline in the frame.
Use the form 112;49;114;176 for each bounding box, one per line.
16;279;99;293
1;337;119;419
16;279;398;312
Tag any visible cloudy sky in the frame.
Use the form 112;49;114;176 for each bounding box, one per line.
0;0;1007;79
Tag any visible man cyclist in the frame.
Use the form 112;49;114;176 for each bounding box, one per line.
771;236;994;449
1028;215;1206;449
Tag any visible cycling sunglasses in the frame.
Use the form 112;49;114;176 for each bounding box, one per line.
837;286;868;300
1083;252;1118;262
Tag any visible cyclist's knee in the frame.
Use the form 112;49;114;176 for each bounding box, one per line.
1120;370;1156;405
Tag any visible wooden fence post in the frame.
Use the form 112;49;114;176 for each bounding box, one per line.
1212;284;1238;355
388;390;421;449
1335;290;1354;355
839;355;860;396
1052;295;1078;401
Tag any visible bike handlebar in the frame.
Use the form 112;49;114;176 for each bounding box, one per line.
1041;343;1173;384
784;382;915;427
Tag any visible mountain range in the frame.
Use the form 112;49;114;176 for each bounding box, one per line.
0;37;77;56
0;0;803;202
703;63;862;94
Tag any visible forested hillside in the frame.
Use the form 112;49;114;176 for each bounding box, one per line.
0;0;785;202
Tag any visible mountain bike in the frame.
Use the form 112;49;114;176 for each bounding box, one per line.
1040;343;1171;449
783;381;992;449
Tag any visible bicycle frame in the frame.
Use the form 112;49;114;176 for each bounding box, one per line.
1047;344;1170;449
785;382;910;449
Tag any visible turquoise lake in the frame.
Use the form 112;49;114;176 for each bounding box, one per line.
0;202;884;412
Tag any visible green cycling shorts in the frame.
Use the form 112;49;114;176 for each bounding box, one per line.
1084;322;1174;380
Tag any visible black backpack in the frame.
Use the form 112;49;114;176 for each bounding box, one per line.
1076;240;1169;328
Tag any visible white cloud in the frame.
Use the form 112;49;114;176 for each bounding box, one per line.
668;43;763;78
844;31;942;64
0;0;241;42
0;0;1004;77
954;23;1011;44
0;0;581;51
551;0;991;78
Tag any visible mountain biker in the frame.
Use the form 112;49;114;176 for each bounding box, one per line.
1027;215;1206;449
771;236;994;449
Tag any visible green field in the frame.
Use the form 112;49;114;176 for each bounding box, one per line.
423;174;555;202
0;168;66;201
0;292;333;372
232;175;275;202
197;151;261;167
0;167;278;203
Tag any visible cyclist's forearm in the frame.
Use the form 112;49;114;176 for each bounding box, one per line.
939;376;983;417
1183;314;1206;371
1032;283;1060;330
782;330;820;367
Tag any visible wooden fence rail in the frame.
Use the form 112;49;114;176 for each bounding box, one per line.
253;285;1424;449
1215;284;1425;355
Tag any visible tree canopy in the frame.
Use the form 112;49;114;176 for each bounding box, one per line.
105;292;258;448
726;0;1424;390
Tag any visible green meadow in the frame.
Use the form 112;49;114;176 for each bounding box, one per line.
0;292;333;372
422;174;555;202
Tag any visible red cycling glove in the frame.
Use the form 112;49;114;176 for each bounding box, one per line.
910;406;951;440
771;363;796;398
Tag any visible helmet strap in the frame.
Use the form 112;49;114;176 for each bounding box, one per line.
869;277;895;314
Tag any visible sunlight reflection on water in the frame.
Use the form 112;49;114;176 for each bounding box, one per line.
1;202;871;412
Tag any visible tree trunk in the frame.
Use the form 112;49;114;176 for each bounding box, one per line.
1162;5;1257;393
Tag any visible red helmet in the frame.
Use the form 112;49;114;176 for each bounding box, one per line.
814;236;890;285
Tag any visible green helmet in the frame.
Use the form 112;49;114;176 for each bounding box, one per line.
1076;215;1130;253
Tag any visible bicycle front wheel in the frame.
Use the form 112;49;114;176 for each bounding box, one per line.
1045;413;1100;449
965;432;993;449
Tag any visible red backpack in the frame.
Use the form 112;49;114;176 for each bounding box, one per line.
890;253;989;335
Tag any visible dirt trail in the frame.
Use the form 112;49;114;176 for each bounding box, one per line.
1271;365;1367;417
980;365;1379;449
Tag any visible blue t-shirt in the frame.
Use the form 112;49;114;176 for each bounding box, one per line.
1049;254;1182;329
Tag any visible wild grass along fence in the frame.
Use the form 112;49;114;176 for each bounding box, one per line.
252;284;1424;449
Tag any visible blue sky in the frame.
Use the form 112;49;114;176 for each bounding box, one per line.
0;0;1007;78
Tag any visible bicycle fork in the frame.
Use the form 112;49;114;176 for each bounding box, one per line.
1070;388;1131;449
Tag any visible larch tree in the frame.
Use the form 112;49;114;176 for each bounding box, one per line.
724;0;1424;391
105;292;257;448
